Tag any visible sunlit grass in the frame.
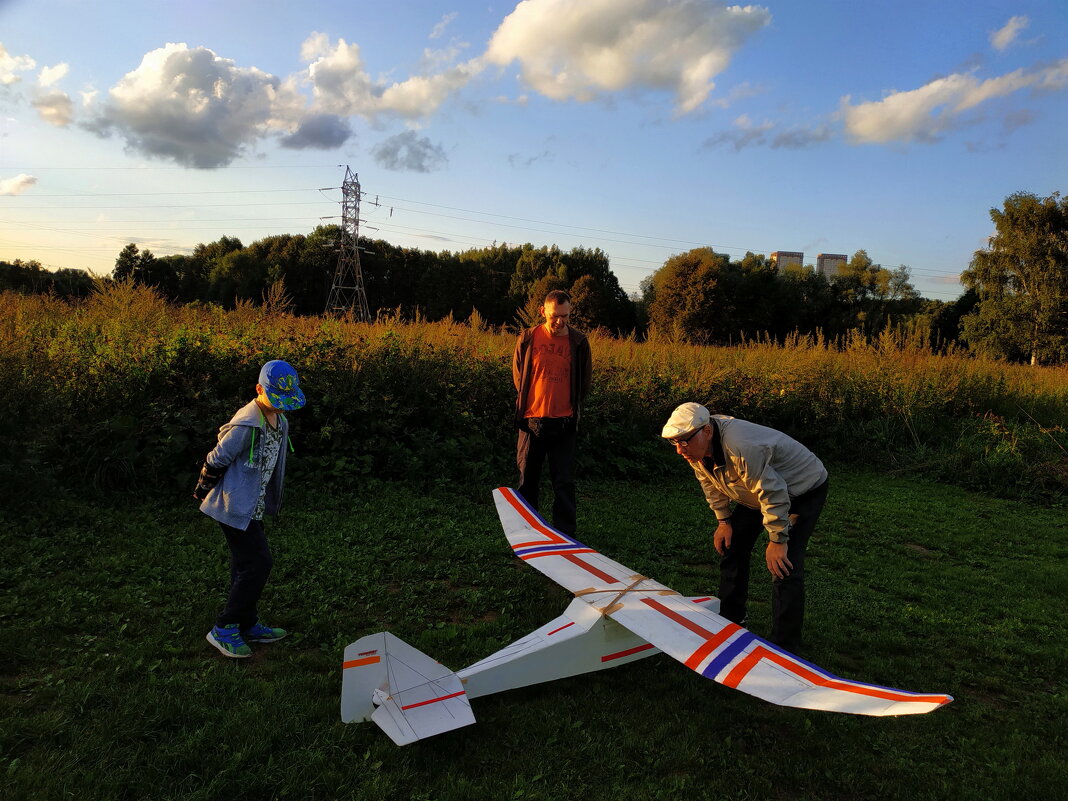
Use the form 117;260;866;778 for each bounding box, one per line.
1;473;1065;801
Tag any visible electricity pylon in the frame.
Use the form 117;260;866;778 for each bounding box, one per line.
325;166;371;321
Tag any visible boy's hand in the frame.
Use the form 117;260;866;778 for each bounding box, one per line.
193;463;225;501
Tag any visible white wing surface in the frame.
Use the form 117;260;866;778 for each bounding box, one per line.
493;487;952;717
493;486;649;593
341;632;475;745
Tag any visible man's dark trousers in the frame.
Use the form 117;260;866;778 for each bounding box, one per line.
517;417;577;536
718;479;828;650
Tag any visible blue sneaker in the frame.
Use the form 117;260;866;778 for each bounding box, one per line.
244;621;287;643
206;624;251;658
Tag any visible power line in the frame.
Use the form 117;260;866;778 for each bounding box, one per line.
4;180;971;276
3;177;970;287
1;165;339;170
17;188;330;198
3;201;335;210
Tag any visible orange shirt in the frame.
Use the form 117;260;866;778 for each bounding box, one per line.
523;325;573;418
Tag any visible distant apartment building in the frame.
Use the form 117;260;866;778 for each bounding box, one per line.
816;253;847;278
770;251;804;271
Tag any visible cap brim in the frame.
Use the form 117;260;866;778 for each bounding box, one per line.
267;388;306;411
661;425;696;439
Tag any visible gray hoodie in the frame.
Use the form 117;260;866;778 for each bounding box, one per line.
199;400;290;529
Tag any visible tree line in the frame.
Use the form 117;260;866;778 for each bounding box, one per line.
3;191;1064;364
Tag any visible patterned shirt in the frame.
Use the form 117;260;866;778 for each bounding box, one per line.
253;419;284;520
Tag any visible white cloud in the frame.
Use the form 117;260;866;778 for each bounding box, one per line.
301;34;480;120
421;43;469;73
841;60;1068;144
702;113;773;150
484;0;771;114
38;63;69;87
0;43;35;85
703;113;833;151
430;12;459;40
378;65;479;117
301;32;333;62
990;16;1029;51
86;43;290;168
707;80;766;109
33;90;74;126
46;31;481;168
770;123;832;149
0;173;37;195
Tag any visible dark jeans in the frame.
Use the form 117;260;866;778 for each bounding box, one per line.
719;479;829;650
517;417;578;536
215;519;273;630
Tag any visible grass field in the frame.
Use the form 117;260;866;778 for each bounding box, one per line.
2;470;1065;801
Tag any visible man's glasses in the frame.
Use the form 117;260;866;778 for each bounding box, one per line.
669;428;701;446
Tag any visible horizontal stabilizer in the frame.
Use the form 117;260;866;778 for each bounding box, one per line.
341;632;476;745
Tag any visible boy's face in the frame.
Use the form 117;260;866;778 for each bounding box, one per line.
255;384;279;412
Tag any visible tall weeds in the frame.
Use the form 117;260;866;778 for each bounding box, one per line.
3;283;1065;502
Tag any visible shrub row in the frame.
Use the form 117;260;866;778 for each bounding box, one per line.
2;284;1065;505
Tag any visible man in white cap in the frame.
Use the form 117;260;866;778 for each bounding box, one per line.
662;402;828;651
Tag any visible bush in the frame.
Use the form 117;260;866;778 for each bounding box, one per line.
2;284;1065;506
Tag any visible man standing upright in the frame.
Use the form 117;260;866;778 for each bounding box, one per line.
513;290;593;536
661;402;829;651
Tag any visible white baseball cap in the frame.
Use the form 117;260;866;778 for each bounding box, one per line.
661;402;710;439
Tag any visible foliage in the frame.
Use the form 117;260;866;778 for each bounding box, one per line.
644;248;925;345
1;474;1065;801
20;191;1068;360
0;259;94;298
2;283;1065;508
100;231;639;335
961;191;1068;365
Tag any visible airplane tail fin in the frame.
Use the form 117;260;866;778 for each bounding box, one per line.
341;632;476;745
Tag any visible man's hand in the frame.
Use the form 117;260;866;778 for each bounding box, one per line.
713;519;733;556
766;542;792;579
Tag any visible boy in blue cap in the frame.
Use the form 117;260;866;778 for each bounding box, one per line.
194;360;306;658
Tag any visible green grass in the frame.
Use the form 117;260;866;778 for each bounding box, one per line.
1;471;1066;801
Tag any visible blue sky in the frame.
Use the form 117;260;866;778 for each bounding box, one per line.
1;0;1065;301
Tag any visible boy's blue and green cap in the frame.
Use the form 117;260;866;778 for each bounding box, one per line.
258;360;306;411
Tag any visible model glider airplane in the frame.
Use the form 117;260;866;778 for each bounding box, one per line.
341;487;952;745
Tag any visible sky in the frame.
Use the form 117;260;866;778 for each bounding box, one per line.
1;0;1066;302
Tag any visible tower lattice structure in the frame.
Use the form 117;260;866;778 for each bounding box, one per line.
325;166;371;321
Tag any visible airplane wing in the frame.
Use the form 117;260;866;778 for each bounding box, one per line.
493;487;952;717
493;485;653;593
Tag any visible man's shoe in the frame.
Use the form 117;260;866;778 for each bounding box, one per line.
206;624;251;658
244;621;287;643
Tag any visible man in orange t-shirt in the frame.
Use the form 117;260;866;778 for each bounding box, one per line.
512;290;593;535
